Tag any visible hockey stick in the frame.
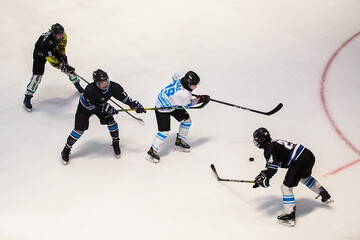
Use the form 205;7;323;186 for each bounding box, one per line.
116;101;210;112
210;164;254;183
75;73;144;123
192;94;283;116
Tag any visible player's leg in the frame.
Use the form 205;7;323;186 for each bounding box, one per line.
146;110;171;163
172;109;191;152
61;109;90;165
98;114;121;158
68;72;84;93
299;149;333;203
23;58;46;111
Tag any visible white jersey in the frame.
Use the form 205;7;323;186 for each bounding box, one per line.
155;72;197;112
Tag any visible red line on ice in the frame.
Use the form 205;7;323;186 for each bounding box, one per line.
320;31;360;177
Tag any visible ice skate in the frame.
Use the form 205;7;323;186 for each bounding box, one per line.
146;147;160;163
23;95;33;112
112;139;121;158
277;207;296;227
61;146;71;165
174;134;190;152
74;82;84;93
316;186;334;204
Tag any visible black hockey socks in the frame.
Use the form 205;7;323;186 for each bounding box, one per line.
66;129;84;148
108;121;120;157
107;121;119;139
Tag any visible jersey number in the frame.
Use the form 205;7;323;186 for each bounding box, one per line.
275;139;295;150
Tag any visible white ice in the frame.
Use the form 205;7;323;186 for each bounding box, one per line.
0;0;359;239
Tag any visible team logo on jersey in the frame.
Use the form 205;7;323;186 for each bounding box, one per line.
101;97;105;102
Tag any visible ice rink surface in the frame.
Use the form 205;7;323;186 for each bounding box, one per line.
0;0;359;239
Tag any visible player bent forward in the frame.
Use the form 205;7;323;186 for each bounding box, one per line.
60;69;145;165
23;23;84;111
252;127;333;227
146;71;209;163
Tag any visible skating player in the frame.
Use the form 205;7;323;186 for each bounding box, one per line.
146;71;209;163
23;23;84;111
252;127;333;226
60;69;145;165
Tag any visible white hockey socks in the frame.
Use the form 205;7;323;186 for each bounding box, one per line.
68;72;79;83
151;131;169;152
25;75;42;96
178;118;192;140
281;184;295;214
300;175;322;195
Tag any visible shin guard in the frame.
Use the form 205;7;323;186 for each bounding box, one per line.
25;75;42;96
281;184;296;214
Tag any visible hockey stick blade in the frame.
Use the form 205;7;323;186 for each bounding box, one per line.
262;103;283;116
210;164;221;180
210;164;254;183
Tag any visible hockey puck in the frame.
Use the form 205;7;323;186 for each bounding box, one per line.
249;157;254;161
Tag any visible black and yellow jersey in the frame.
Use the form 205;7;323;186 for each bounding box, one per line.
33;31;67;68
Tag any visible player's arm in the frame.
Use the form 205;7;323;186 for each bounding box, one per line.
253;155;278;188
112;83;146;113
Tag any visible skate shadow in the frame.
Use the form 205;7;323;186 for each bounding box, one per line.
35;93;80;118
70;140;113;160
160;135;210;157
256;196;333;217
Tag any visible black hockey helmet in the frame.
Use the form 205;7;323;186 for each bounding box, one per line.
181;71;200;91
93;69;110;90
51;23;64;41
253;127;271;148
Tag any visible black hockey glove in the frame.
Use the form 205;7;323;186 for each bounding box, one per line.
253;171;270;188
101;103;118;115
59;63;75;74
59;54;68;64
196;95;210;105
129;100;146;113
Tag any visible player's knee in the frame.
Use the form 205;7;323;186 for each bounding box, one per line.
281;184;293;195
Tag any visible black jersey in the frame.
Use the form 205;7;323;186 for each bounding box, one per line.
79;81;132;113
262;139;305;178
33;31;67;58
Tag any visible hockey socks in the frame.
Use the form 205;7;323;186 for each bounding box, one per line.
66;129;84;149
151;131;169;152
178;118;192;139
279;184;296;226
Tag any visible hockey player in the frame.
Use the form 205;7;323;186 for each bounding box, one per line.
60;69;145;165
252;127;333;227
146;71;209;163
23;23;84;111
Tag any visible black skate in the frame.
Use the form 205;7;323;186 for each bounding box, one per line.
277;207;296;227
145;147;160;163
316;186;334;204
61;146;71;165
174;134;190;152
112;139;121;158
23;95;33;112
74;82;84;93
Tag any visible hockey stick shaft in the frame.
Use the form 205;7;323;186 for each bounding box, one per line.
210;98;283;116
192;94;283;116
75;73;144;123
210;164;254;183
117;102;209;112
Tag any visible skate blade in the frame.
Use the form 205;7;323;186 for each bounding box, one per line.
60;156;69;165
174;146;191;152
278;219;295;227
145;154;159;163
324;198;334;204
23;105;32;112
